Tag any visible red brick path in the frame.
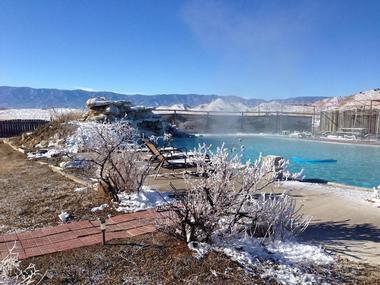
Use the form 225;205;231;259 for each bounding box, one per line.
0;209;156;260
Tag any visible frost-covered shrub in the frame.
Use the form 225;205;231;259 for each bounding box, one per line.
373;185;380;199
247;193;310;240
159;144;307;243
49;109;84;123
70;121;150;201
0;246;43;285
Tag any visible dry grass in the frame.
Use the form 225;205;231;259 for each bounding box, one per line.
0;142;114;234
21;233;380;285
12;121;75;150
11;110;84;150
23;233;265;285
49;109;85;124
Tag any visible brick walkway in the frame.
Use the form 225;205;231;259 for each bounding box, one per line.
0;209;156;260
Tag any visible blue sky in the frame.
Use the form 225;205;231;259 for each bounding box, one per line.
0;0;379;99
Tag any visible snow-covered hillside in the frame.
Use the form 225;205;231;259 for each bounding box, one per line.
168;99;316;113
156;104;189;110
156;89;380;113
339;89;380;109
191;98;251;112
312;89;380;110
313;97;342;110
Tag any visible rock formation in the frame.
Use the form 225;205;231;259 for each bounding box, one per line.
83;97;192;137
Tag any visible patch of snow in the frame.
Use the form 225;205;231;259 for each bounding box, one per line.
65;121;131;154
74;187;88;192
266;241;334;265
369;185;380;207
27;149;62;159
48;139;64;148
0;108;80;121
188;242;211;259
325;135;356;141
283;181;379;209
283;180;371;200
58;211;72;223
261;265;317;285
91;204;109;212
59;159;88;169
115;186;174;212
190;236;334;285
372;185;380;198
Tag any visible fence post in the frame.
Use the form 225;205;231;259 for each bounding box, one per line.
241;112;244;132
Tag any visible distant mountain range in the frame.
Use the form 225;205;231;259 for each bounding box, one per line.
0;86;327;109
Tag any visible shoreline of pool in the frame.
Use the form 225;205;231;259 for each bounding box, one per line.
193;133;380;148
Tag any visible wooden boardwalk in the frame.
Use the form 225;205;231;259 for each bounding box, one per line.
0;210;156;260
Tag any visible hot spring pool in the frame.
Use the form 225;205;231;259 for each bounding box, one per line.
171;135;380;189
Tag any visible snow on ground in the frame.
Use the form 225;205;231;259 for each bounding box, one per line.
283;180;378;209
26;121;115;160
368;185;380;207
91;203;109;212
0;108;81;121
190;236;334;285
74;187;88;192
65;121;130;154
27;149;63;159
59;159;88;169
115;186;174;212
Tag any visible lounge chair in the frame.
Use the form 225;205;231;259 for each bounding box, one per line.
143;140;195;177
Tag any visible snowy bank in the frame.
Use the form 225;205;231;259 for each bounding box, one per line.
115;186;173;213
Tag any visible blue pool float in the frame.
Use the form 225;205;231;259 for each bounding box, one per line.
291;156;337;164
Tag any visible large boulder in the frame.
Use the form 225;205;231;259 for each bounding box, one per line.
84;97;132;122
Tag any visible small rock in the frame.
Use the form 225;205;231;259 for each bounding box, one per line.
17;208;28;215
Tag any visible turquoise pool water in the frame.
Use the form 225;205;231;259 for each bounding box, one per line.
171;135;380;189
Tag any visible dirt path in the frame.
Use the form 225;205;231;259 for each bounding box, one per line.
0;142;109;234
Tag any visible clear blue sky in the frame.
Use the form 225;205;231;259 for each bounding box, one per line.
0;0;379;99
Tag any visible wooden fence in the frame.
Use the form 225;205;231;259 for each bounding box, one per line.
0;119;49;138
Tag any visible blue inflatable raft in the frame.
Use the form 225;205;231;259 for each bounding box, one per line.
291;156;337;164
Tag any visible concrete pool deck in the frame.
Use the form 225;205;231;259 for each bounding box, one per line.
145;173;380;265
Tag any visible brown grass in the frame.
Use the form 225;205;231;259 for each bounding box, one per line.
0;142;114;234
49;109;85;124
21;233;380;285
23;233;265;285
11;110;84;150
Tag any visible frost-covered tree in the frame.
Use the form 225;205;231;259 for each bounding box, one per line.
158;144;308;243
72;121;150;202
